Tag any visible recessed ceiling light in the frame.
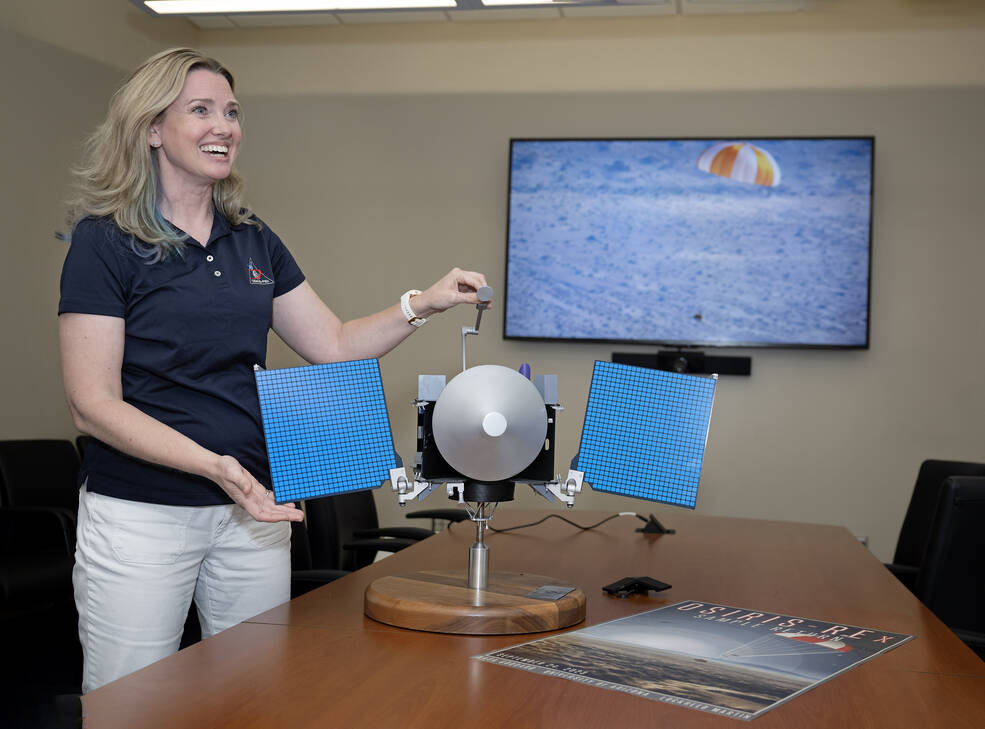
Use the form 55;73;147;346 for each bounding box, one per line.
142;0;456;13
479;0;566;5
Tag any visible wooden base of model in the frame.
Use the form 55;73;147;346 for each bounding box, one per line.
364;570;586;635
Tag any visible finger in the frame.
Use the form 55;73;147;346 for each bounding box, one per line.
269;502;303;520
260;491;304;521
266;505;305;522
248;501;303;523
455;270;487;291
455;274;489;303
462;289;492;308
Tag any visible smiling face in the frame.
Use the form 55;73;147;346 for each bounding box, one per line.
149;68;242;195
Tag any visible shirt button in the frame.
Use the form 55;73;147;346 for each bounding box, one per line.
214;271;222;277
206;255;214;262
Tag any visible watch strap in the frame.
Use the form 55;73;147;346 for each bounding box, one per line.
400;289;427;327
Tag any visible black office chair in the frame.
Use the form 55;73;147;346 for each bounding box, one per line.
0;507;75;619
304;490;434;572
885;459;985;592
289;519;349;598
288;493;452;596
0;439;81;552
914;475;985;659
1;506;82;727
405;507;470;532
0;439;81;510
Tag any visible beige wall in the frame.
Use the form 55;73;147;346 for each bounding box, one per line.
2;2;984;564
200;3;985;96
0;28;126;438
0;7;193;433
0;0;195;71
233;87;985;564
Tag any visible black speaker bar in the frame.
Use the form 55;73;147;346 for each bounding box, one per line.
612;351;751;376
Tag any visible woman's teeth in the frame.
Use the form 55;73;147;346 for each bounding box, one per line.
200;144;228;156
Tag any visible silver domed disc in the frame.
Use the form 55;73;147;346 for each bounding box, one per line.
431;365;548;482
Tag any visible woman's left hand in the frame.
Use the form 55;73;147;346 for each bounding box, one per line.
413;268;490;318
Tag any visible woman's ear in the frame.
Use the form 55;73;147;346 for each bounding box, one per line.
149;128;161;149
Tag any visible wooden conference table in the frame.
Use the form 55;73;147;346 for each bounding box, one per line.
81;509;985;728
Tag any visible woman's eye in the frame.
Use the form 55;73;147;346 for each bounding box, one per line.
226;109;240;120
192;106;207;115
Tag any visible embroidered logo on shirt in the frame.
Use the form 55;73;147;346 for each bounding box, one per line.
248;258;274;285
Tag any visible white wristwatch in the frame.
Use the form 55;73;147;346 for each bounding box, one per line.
400;289;428;327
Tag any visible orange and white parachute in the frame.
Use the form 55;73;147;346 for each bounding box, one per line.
697;142;781;187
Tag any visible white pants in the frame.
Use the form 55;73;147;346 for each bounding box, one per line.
74;486;291;693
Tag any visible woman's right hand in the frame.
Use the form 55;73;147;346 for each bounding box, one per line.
214;455;304;523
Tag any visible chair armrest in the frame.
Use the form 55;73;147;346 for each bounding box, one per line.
406;509;470;524
885;562;919;592
352;527;434;541
44;506;78;551
342;537;418;554
0;507;74;556
952;628;985;654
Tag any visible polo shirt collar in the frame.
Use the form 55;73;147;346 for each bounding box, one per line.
162;205;235;249
207;206;234;246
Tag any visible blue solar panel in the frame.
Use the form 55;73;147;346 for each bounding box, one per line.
576;361;716;508
254;359;397;504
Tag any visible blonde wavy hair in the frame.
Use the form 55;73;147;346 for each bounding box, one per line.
68;47;257;260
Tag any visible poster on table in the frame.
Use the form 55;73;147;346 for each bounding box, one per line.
477;600;913;721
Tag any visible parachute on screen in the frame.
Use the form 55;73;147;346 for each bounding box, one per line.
721;631;853;658
697;142;781;187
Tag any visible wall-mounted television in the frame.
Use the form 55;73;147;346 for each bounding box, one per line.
504;137;874;349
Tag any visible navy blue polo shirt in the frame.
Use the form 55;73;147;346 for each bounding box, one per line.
58;212;305;506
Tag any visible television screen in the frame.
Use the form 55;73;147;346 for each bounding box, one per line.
504;138;874;348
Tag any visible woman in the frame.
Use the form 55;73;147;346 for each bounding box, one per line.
58;48;489;693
